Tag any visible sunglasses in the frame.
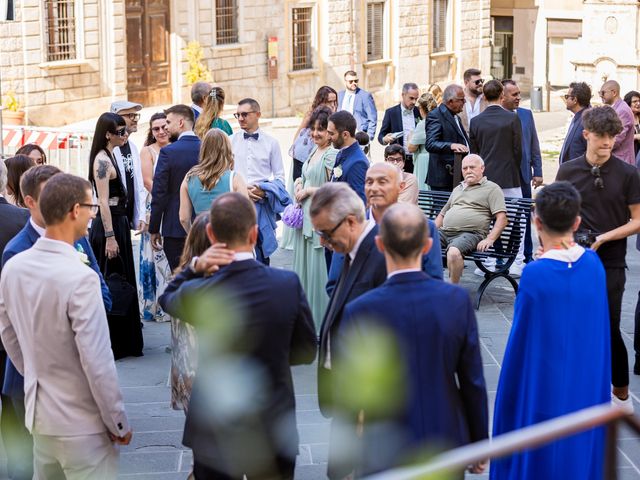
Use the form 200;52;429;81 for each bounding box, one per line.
347;79;359;84
591;165;604;189
123;113;141;121
563;94;575;100
233;111;256;119
598;90;612;97
314;216;347;241
474;79;484;86
115;128;127;137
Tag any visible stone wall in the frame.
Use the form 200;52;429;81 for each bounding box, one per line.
458;0;491;80
0;0;126;127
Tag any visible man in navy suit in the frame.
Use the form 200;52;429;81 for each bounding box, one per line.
559;82;591;164
378;83;421;173
150;104;201;270
502;79;543;263
310;183;387;479
1;165;111;480
339;203;488;476
327;111;369;204
159;192;317;480
338;70;377;141
190;81;211;121
425;84;470;191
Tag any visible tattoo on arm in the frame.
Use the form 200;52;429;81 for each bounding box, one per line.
97;160;110;180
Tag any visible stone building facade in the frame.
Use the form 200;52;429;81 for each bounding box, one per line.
1;0;491;127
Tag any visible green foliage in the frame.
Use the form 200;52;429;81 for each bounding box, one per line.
184;41;212;85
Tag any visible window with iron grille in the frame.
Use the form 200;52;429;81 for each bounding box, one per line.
44;0;77;62
291;7;313;71
367;1;384;61
216;0;238;45
432;0;449;53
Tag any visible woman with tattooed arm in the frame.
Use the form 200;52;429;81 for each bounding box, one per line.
88;112;144;359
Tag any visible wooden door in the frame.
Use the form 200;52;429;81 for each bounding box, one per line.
126;0;172;106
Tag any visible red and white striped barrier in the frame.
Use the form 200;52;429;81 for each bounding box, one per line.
2;127;87;150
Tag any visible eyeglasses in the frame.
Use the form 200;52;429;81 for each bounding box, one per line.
347;79;359;84
598;90;612;97
315;216;347;241
115;128;127;137
79;203;100;214
385;155;405;164
564;94;575;100
233;111;257;119
123;113;141;122
474;79;484;86
591;165;604;189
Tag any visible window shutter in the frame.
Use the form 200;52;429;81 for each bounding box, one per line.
215;0;238;45
367;2;384;61
292;7;313;71
45;0;77;61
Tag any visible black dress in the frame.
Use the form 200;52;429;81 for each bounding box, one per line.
90;152;144;359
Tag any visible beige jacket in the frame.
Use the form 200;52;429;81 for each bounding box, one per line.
0;237;129;437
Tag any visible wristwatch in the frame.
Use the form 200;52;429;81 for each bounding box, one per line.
188;256;199;273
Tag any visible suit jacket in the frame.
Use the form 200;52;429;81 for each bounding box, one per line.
469;105;522;189
338;88;378;140
318;226;387;417
559;107;588;164
159;259;317;473
2;221;112;398
377;104;421;147
425;104;470;190
331;142;369;204
0;238;128;437
340;271;488;473
149;134;201;238
0;198;29;278
516;107;542;184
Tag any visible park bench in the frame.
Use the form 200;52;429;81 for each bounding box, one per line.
418;190;533;309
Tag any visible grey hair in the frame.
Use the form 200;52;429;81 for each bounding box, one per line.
443;84;463;103
191;82;211;105
402;83;419;93
0;160;6;194
310;183;366;224
463;153;485;166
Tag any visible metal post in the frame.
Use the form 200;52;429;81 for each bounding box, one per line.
271;81;275;119
603;421;618;480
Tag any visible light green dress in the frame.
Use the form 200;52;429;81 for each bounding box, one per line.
411;118;430;191
292;146;337;329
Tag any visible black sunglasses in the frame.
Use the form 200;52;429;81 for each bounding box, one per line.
591;165;604;189
474;79;484;86
115;128;127;137
233;111;257;119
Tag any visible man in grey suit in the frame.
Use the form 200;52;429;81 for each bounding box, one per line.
0;174;131;479
338;70;378;140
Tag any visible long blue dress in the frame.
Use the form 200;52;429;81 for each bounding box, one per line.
491;247;611;480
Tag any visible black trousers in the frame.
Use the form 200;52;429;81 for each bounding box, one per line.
163;237;186;272
193;456;295;480
520;181;533;262
605;267;629;388
633;290;640;363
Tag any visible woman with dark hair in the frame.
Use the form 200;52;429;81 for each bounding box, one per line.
282;86;338;249
88;112;144;359
194;86;233;138
291;106;337;328
623;90;640;155
16;143;47;165
138;112;172;322
4;154;35;206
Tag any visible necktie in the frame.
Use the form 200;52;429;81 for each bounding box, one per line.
322;254;352;369
244;132;259;140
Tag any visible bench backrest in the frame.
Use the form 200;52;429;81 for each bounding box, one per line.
418;190;533;256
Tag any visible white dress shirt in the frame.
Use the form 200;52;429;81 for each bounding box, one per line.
231;128;285;185
401;104;416;153
341;91;355;114
387;267;421;279
465;95;484;122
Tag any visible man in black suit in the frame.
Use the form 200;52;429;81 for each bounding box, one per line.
159;192;317;480
378;83;421;173
310;182;387;479
559;81;591;164
150;104;201;270
425;84;470;191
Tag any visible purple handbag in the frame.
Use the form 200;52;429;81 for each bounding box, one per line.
282;203;304;229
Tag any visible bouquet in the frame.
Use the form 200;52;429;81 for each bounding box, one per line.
282;203;304;229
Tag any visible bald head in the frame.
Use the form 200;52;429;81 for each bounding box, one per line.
379;203;431;260
369;162;402;185
600;80;621;105
366;162;404;213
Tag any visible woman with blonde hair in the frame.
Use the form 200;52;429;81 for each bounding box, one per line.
179;128;247;231
408;92;439;190
194;86;233;138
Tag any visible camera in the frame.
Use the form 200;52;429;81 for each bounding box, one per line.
574;230;599;248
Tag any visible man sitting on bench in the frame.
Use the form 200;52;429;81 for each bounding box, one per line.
435;154;507;283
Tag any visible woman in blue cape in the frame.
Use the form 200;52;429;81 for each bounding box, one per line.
491;182;611;480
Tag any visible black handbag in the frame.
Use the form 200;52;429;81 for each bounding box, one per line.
102;256;137;317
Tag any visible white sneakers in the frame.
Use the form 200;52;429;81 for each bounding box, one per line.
611;393;635;415
508;262;525;278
